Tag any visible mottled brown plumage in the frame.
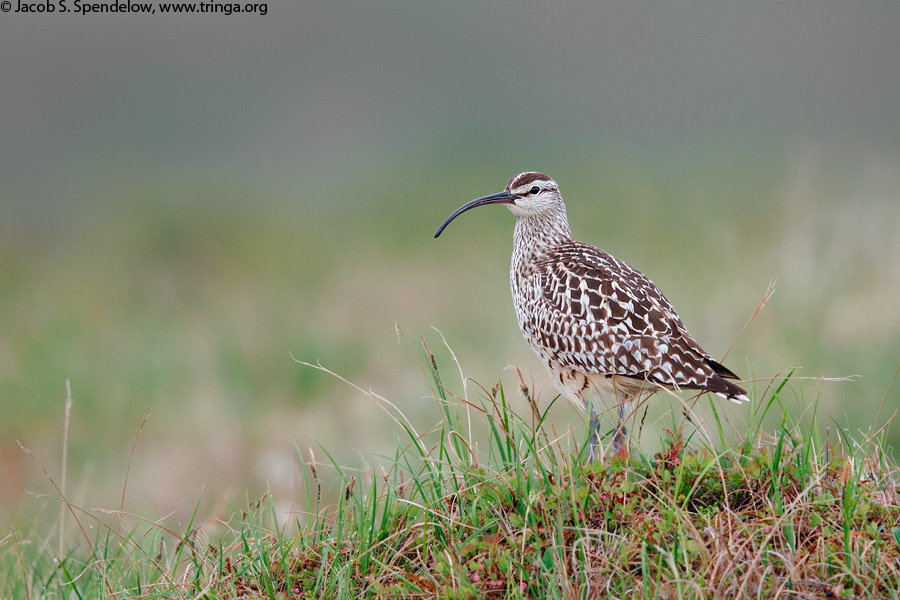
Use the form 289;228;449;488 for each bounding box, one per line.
435;172;747;459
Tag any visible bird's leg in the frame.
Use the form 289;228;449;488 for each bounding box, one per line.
611;402;628;455
585;402;603;462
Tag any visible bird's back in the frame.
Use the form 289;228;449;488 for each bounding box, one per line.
512;240;746;400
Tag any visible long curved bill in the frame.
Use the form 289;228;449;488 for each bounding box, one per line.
434;189;519;238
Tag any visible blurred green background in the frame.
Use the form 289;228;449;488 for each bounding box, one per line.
2;2;899;531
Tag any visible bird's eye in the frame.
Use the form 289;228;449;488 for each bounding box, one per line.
530;186;540;195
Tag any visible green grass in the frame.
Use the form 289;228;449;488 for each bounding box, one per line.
3;163;899;534
5;338;899;599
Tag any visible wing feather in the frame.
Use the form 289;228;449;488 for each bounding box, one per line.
521;242;746;398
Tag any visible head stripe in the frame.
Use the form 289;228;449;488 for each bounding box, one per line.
507;171;552;190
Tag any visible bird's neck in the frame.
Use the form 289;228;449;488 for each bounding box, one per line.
512;210;573;267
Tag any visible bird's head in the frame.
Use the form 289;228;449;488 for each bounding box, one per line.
434;172;562;238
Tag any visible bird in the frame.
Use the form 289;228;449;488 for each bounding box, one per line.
434;172;747;460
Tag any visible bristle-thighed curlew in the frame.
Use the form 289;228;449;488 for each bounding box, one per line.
435;172;747;461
